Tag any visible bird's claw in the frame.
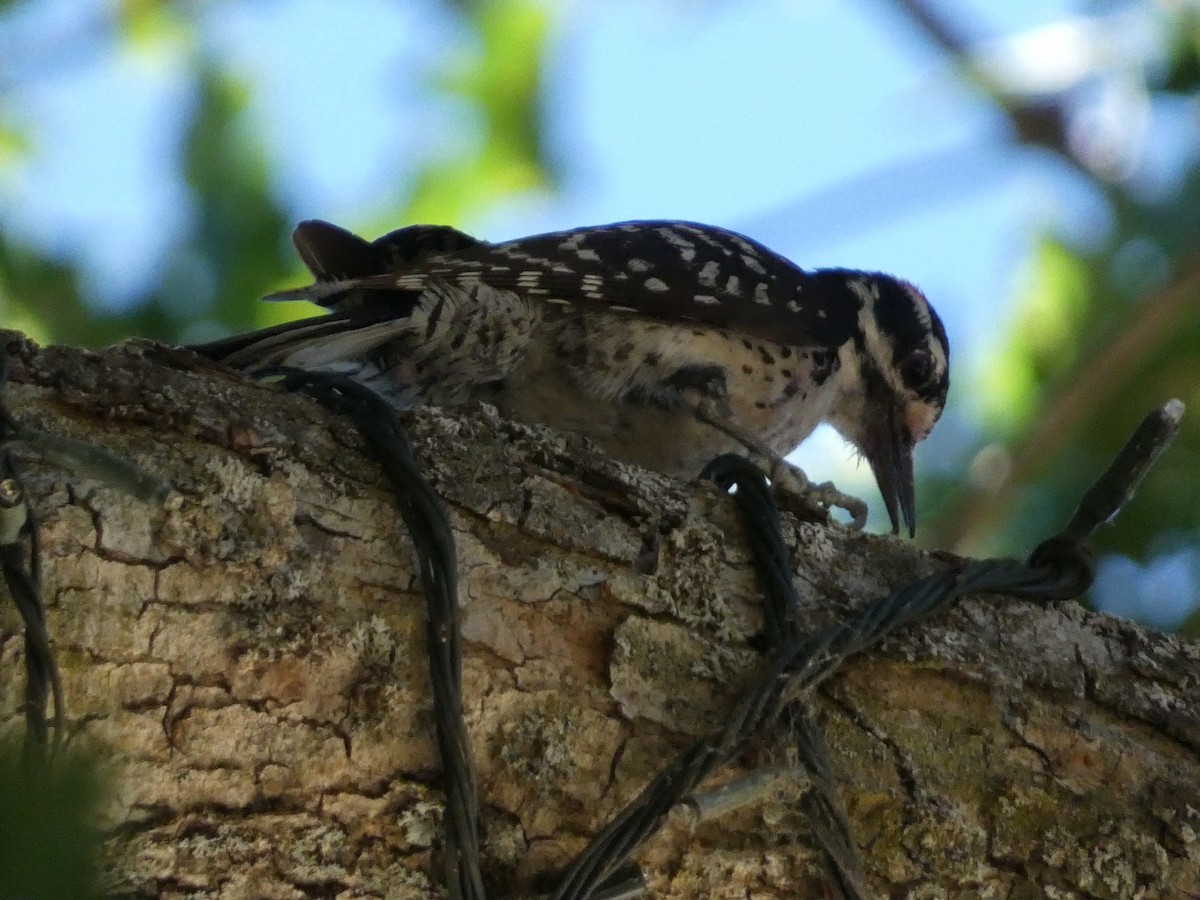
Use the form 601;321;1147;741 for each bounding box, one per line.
763;463;867;529
807;480;868;530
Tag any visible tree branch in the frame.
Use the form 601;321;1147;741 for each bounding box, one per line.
1;330;1197;897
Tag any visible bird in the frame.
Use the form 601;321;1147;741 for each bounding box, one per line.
192;218;949;536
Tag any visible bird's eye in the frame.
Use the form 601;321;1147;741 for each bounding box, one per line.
901;350;935;388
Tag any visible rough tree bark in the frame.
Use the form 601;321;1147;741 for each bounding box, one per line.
0;330;1197;899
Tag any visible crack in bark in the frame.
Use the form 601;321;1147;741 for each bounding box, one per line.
3;334;1197;897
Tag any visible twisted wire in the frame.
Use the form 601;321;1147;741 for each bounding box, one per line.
4;334;1182;900
550;401;1182;899
0;350;63;762
274;371;486;900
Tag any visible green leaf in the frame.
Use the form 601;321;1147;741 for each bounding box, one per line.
405;0;555;226
0;742;105;900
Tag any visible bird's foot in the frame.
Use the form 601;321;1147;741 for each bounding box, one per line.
689;396;867;528
764;459;868;530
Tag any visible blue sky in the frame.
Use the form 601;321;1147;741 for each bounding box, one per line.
2;0;1194;626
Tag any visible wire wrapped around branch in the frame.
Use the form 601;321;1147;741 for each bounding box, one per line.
266;370;486;900
550;399;1184;899
0;351;63;761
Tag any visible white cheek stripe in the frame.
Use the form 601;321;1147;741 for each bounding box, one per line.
853;279;907;397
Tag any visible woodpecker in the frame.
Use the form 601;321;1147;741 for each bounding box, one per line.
194;219;949;536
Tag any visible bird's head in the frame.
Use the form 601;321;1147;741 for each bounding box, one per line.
823;273;949;537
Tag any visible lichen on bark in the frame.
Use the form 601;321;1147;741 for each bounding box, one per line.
0;330;1197;898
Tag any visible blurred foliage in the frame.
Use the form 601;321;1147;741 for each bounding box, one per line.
0;2;554;894
1162;4;1200;94
915;2;1200;635
0;3;1197;895
0;0;553;345
0;739;104;900
404;0;552;225
0;0;1196;637
179;63;294;336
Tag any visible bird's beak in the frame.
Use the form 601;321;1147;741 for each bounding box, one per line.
861;409;916;537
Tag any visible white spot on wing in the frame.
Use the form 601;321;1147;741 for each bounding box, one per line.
727;233;758;255
659;228;695;250
741;253;767;275
725;275;740;296
699;261;720;287
628;258;652;272
674;223;732;254
644;278;669;292
754;283;771;306
857;280;906;396
693;294;719;305
576;248;600;262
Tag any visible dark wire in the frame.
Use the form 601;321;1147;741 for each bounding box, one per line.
10;332;1179;900
268;370;486;900
549;401;1183;899
0;350;64;763
704;456;869;898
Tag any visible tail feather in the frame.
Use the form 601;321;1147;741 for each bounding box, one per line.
273;319;408;371
192;218;500;396
190;310;405;371
261;279;365;305
191;278;538;411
